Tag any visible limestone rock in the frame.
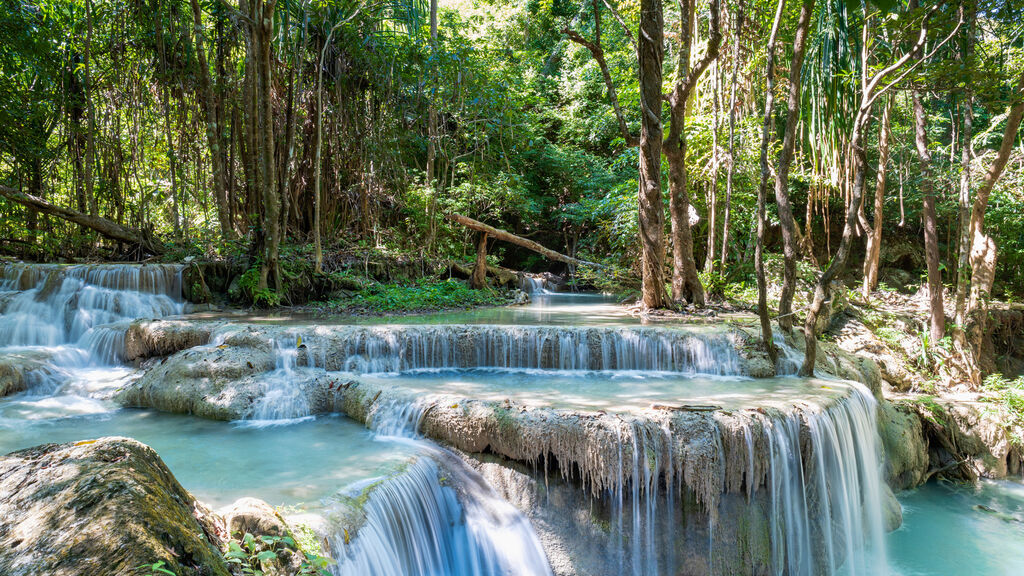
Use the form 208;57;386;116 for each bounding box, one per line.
0;349;62;397
116;329;349;420
0;437;230;576
220;498;304;576
122;319;221;362
116;335;275;419
878;401;929;491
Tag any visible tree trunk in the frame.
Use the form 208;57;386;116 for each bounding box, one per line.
84;0;98;218
190;0;233;240
666;0;720;306
0;185;165;254
705;66;721;272
862;96;892;298
915;90;946;343
471;232;488;289
775;0;814;331
638;0;668;309
967;68;1024;317
446;213;602;268
252;0;281;294
755;0;787;368
719;4;743;272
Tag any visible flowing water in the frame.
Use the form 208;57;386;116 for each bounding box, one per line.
0;266;1020;576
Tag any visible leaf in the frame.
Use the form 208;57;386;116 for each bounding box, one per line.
256;550;278;562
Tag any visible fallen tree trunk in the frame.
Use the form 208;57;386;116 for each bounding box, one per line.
446;213;602;268
0;185;166;255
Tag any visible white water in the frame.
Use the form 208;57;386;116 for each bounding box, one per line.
313;324;742;374
764;384;886;575
243;335;315;426
329;388;553;576
0;263;185;365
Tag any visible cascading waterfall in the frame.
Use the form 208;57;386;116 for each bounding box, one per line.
519;275;551;294
325;395;552;576
0;263;185;365
762;384;886;576
311;325;742;375
244;335;314;425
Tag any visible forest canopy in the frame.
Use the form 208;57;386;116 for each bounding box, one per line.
1;0;1023;376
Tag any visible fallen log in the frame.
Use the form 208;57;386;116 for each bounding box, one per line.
0;185;166;255
445;213;602;268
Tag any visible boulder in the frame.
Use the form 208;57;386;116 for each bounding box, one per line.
0;348;70;397
122;319;221;362
220;498;304;576
116;335;275;420
0;437;230;576
116;329;349;420
878;401;929;491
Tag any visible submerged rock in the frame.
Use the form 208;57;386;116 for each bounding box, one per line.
0;349;64;397
0;437;230;576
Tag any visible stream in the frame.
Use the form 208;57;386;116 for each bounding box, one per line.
1;263;1022;575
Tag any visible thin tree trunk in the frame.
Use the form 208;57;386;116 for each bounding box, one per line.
189;0;233;240
666;0;720;306
775;0;814;331
954;80;974;322
915;90;945;343
426;0;440;249
471;232;488;289
705;66;721;272
84;0;98;217
862;96;892;297
755;0;787;368
638;0;668;309
720;4;743;272
799;4;960;375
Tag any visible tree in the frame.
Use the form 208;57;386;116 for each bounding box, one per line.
665;0;721;306
774;0;814;333
799;4;962;376
637;0;668;309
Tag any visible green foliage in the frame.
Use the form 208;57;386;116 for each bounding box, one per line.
981;374;1024;448
135;561;175;576
327;278;504;313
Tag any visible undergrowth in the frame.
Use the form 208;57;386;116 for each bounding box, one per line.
981;374;1024;448
322;278;506;314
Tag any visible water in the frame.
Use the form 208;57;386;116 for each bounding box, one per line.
305;323;743;374
887;479;1024;575
358;369;849;413
764;384;886;575
0;263;185;366
0;409;416;508
330;368;553;576
2;263;1021;576
243;335;315;425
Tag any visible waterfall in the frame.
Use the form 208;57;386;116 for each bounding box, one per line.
313;325;742;375
0;263;185;364
325;392;552;576
243;335;314;425
764;384;886;575
519;275;551;294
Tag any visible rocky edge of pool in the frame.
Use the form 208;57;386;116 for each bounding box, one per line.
1;263;1021;576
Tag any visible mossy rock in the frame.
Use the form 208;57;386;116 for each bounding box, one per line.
0;437;230;576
